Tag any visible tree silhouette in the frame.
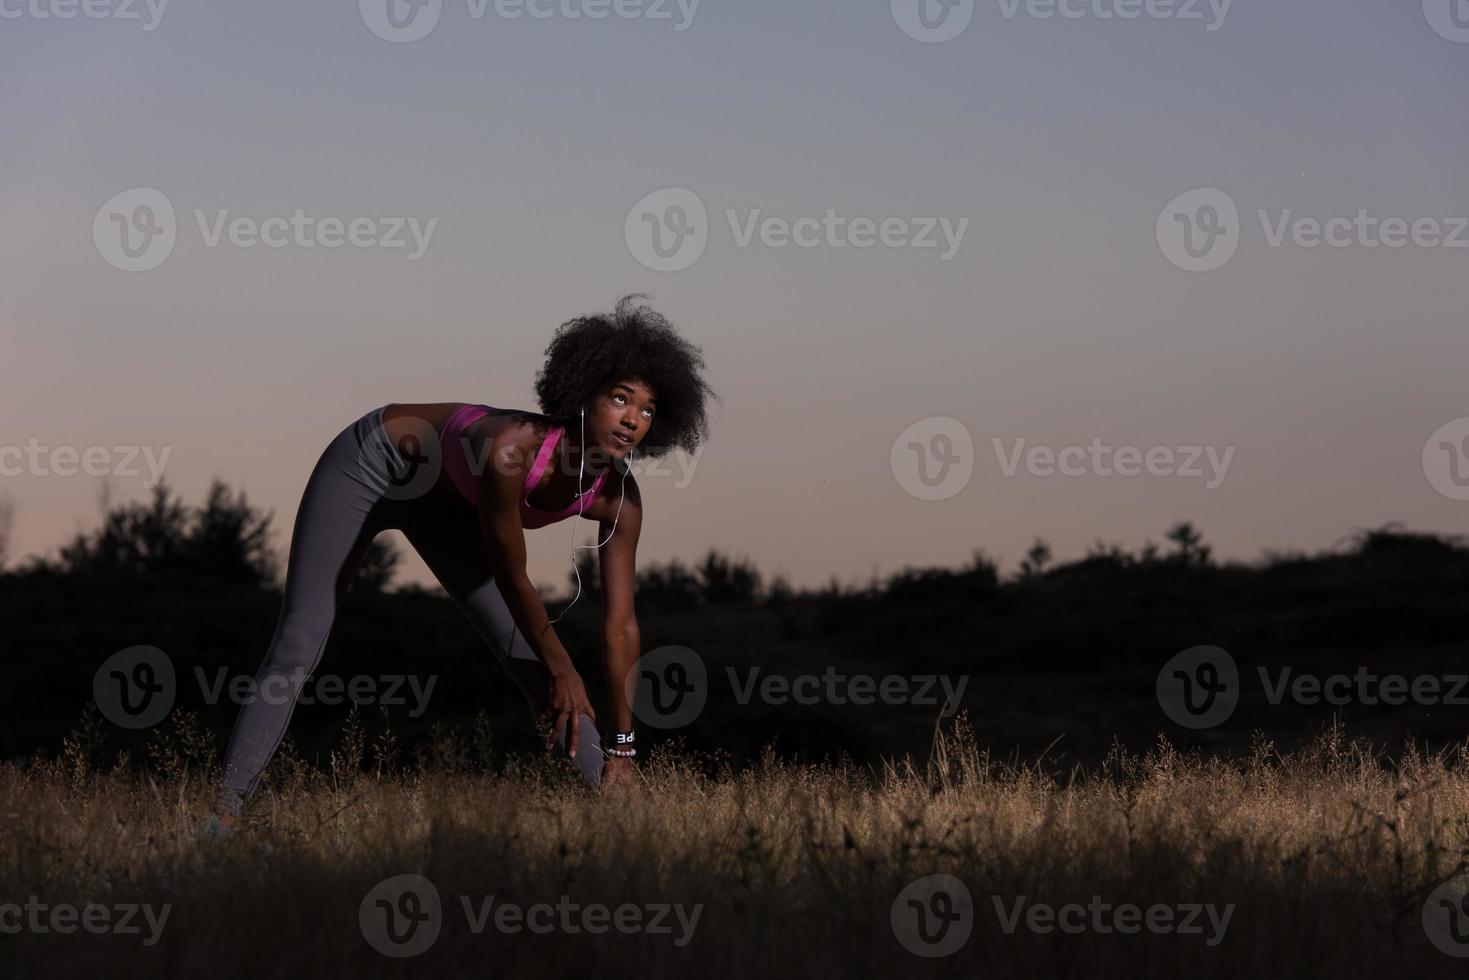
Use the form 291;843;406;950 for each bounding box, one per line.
639;558;703;610
0;492;14;570
57;481;194;578
185;481;279;585
697;549;762;604
47;478;399;591
1019;537;1052;580
353;538;402;594
1165;520;1211;567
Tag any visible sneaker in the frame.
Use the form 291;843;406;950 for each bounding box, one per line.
192;813;236;842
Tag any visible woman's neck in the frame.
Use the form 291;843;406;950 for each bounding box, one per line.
549;419;609;485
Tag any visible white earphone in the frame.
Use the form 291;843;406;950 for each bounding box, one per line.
544;404;630;625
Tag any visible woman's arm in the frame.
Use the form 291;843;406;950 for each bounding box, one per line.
476;430;596;758
598;473;643;785
597;475;643;729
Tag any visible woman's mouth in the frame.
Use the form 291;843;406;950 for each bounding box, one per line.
611;431;632;448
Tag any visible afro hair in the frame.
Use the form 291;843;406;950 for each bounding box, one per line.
533;294;719;460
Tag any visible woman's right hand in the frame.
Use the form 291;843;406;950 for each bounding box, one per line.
541;667;597;759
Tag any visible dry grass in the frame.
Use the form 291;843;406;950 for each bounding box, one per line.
5;713;1469;978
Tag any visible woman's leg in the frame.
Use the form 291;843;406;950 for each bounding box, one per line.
213;407;400;817
399;504;605;788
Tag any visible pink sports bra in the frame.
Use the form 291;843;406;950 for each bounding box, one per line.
439;404;608;529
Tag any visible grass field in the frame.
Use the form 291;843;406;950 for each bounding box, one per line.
5;715;1469;978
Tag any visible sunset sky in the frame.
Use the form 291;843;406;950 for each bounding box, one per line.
4;0;1467;595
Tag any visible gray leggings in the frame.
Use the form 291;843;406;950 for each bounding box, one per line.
215;404;603;817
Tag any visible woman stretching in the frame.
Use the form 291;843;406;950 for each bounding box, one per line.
205;295;717;828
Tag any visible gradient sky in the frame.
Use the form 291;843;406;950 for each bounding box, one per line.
3;0;1468;595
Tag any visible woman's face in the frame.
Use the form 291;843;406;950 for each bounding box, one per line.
590;378;657;460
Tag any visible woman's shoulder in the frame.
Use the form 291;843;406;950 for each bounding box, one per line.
588;462;643;519
478;407;557;447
